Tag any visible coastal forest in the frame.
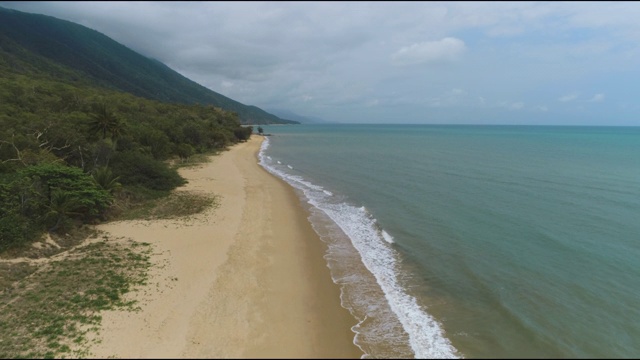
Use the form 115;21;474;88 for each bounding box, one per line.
0;6;294;252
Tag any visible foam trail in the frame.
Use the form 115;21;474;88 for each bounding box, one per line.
258;136;461;359
320;204;459;359
381;230;395;244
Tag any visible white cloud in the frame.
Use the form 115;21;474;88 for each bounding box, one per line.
558;93;579;102
391;37;466;66
3;2;639;124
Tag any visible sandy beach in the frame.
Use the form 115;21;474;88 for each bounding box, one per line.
88;135;362;358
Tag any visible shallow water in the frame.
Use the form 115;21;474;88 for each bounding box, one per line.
258;124;640;358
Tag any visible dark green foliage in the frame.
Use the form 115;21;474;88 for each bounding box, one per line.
89;103;126;140
0;175;43;250
210;130;233;149
134;125;172;160
20;163;111;211
234;126;253;142
110;151;186;191
0;163;112;249
0;210;40;251
0;5;269;251
175;143;195;162
43;190;82;232
91;166;121;194
20;163;112;230
0;6;298;125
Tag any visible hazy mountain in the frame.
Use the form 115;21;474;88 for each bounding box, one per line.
0;6;298;125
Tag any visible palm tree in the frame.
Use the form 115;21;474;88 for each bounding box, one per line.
89;103;126;140
91;166;121;195
44;190;81;232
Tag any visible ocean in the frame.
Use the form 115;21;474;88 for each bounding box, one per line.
256;124;640;359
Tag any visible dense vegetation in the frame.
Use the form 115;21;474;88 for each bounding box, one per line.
0;5;298;357
0;6;298;125
0;5;307;252
0;71;254;251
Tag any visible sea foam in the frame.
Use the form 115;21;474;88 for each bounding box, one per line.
258;136;460;359
381;230;395;244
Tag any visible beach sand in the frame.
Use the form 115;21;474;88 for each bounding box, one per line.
88;135;362;358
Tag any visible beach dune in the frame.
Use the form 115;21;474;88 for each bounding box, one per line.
90;136;362;358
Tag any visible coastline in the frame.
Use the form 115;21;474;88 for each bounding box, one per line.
87;135;362;358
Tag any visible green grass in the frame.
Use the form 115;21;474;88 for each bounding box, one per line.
0;262;37;293
172;152;220;169
0;154;220;358
117;190;219;221
0;239;151;358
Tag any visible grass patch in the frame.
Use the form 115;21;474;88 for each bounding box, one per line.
172;152;219;169
0;240;152;358
0;130;223;357
0;262;37;293
0;226;100;261
117;191;219;221
0;147;219;356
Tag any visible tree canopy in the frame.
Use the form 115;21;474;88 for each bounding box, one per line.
0;72;254;251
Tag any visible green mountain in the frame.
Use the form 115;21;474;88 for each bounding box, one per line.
0;6;297;125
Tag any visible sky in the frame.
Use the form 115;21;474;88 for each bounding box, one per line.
2;1;640;125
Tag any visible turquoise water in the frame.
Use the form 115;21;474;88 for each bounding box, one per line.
257;124;640;359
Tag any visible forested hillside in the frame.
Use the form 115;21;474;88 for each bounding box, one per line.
0;6;298;125
0;69;258;250
0;6;304;252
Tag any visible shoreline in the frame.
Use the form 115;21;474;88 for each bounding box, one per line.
87;135;362;358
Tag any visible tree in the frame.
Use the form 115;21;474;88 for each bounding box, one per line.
91;166;122;194
234;126;253;142
21;163;112;225
110;151;186;191
175;143;195;162
89;103;127;141
257;126;264;135
0;179;41;250
44;190;82;232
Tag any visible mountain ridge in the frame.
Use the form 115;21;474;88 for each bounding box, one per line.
0;6;298;125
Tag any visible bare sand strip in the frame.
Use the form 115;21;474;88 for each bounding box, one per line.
88;136;362;358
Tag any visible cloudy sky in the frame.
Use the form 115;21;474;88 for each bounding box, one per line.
3;1;640;125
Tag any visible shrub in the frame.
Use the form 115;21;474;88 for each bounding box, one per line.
110;151;186;191
233;126;253;141
20;163;112;230
0;212;40;251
